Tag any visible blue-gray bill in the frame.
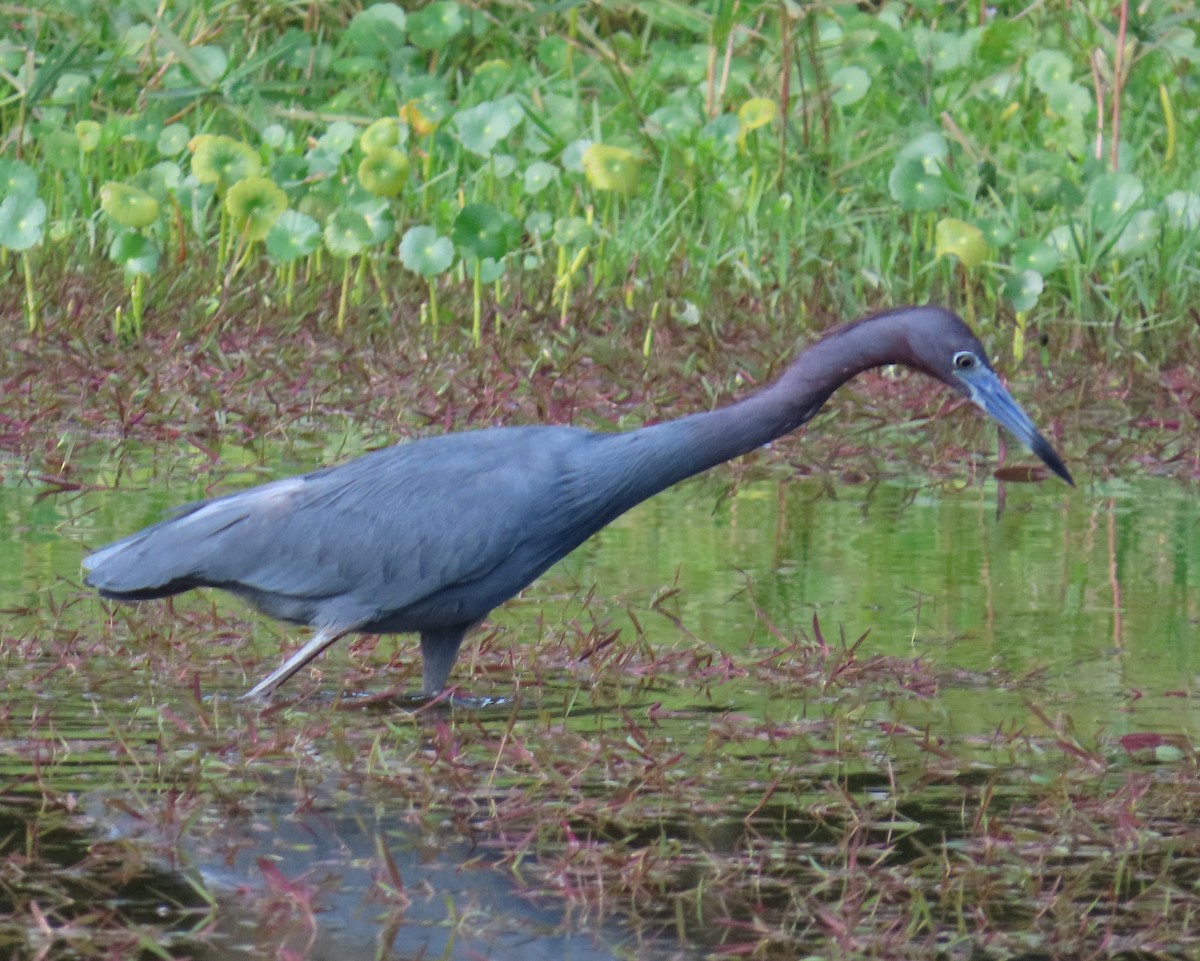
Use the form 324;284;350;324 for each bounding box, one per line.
961;367;1074;486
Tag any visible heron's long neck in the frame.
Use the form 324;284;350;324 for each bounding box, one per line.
606;316;904;504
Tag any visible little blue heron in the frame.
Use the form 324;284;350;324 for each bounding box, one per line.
84;306;1072;700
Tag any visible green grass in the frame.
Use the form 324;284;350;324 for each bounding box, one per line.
3;6;1199;958
2;0;1196;356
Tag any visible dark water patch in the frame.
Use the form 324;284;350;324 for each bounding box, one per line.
0;796;211;959
87;780;672;961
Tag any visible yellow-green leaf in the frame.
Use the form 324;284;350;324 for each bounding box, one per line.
935;217;988;268
738;97;778;132
225;176;288;241
357;148;409;197
100;182;160;228
75;120;102;152
191;134;262;191
581;144;638;195
361;118;400;153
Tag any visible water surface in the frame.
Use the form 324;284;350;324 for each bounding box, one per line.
1;450;1197;958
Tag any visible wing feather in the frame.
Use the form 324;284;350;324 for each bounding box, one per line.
84;427;596;626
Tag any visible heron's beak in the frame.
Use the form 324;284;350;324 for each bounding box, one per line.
957;366;1074;486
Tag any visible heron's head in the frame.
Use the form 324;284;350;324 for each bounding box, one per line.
900;308;1074;486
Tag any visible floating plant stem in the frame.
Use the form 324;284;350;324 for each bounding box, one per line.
471;257;482;347
336;257;352;334
427;275;440;335
22;251;38;334
130;272;145;339
369;259;390;311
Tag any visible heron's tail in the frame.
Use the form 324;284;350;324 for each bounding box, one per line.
82;499;236;600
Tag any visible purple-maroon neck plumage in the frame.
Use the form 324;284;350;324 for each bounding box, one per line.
601;306;983;503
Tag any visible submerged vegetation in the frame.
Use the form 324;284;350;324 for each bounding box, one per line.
1;1;1199;959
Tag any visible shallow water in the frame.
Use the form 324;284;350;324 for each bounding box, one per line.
1;450;1198;958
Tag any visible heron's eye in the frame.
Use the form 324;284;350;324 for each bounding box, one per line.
953;351;976;370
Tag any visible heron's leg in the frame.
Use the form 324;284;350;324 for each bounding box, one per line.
419;626;468;697
242;626;348;700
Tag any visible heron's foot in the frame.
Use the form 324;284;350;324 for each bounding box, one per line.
416;683;511;709
335;686;507;711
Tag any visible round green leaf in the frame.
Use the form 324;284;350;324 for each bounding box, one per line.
262;124;288;149
897;131;948;173
1003;269;1044;312
523;160;558;196
1046;224;1083;259
1012;239;1061;274
831;66;870;106
478;256;506;283
142;160;180;194
453;204;519;259
1027;49;1073;93
346;3;408;57
1020;169;1067;212
318;120;358;156
561;139;593;173
408;2;464;50
399;225;454;276
1165;191;1200;230
51;71;91;103
149;161;182;192
298;185;339;225
1088;172;1145;232
323;208;373;257
304;145;343;178
472;58;513;99
187;45;228;85
977;219;1015;248
266;209;321;262
352;198;395;246
525;210;552;236
1111;209;1157;257
454;100;517;157
491;153;517;178
0;159;38;200
647;104;700;141
41;129;81;171
700;114;741;155
100;181;160;228
985;72;1017;99
272;154;308;186
108;230;159;276
157;123;190;157
332;56;381;79
1044;81;1090;123
925;28;980;73
0;193;45;250
888;158;945;212
553;215;591;248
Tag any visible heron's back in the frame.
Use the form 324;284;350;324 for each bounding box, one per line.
83;424;644;633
